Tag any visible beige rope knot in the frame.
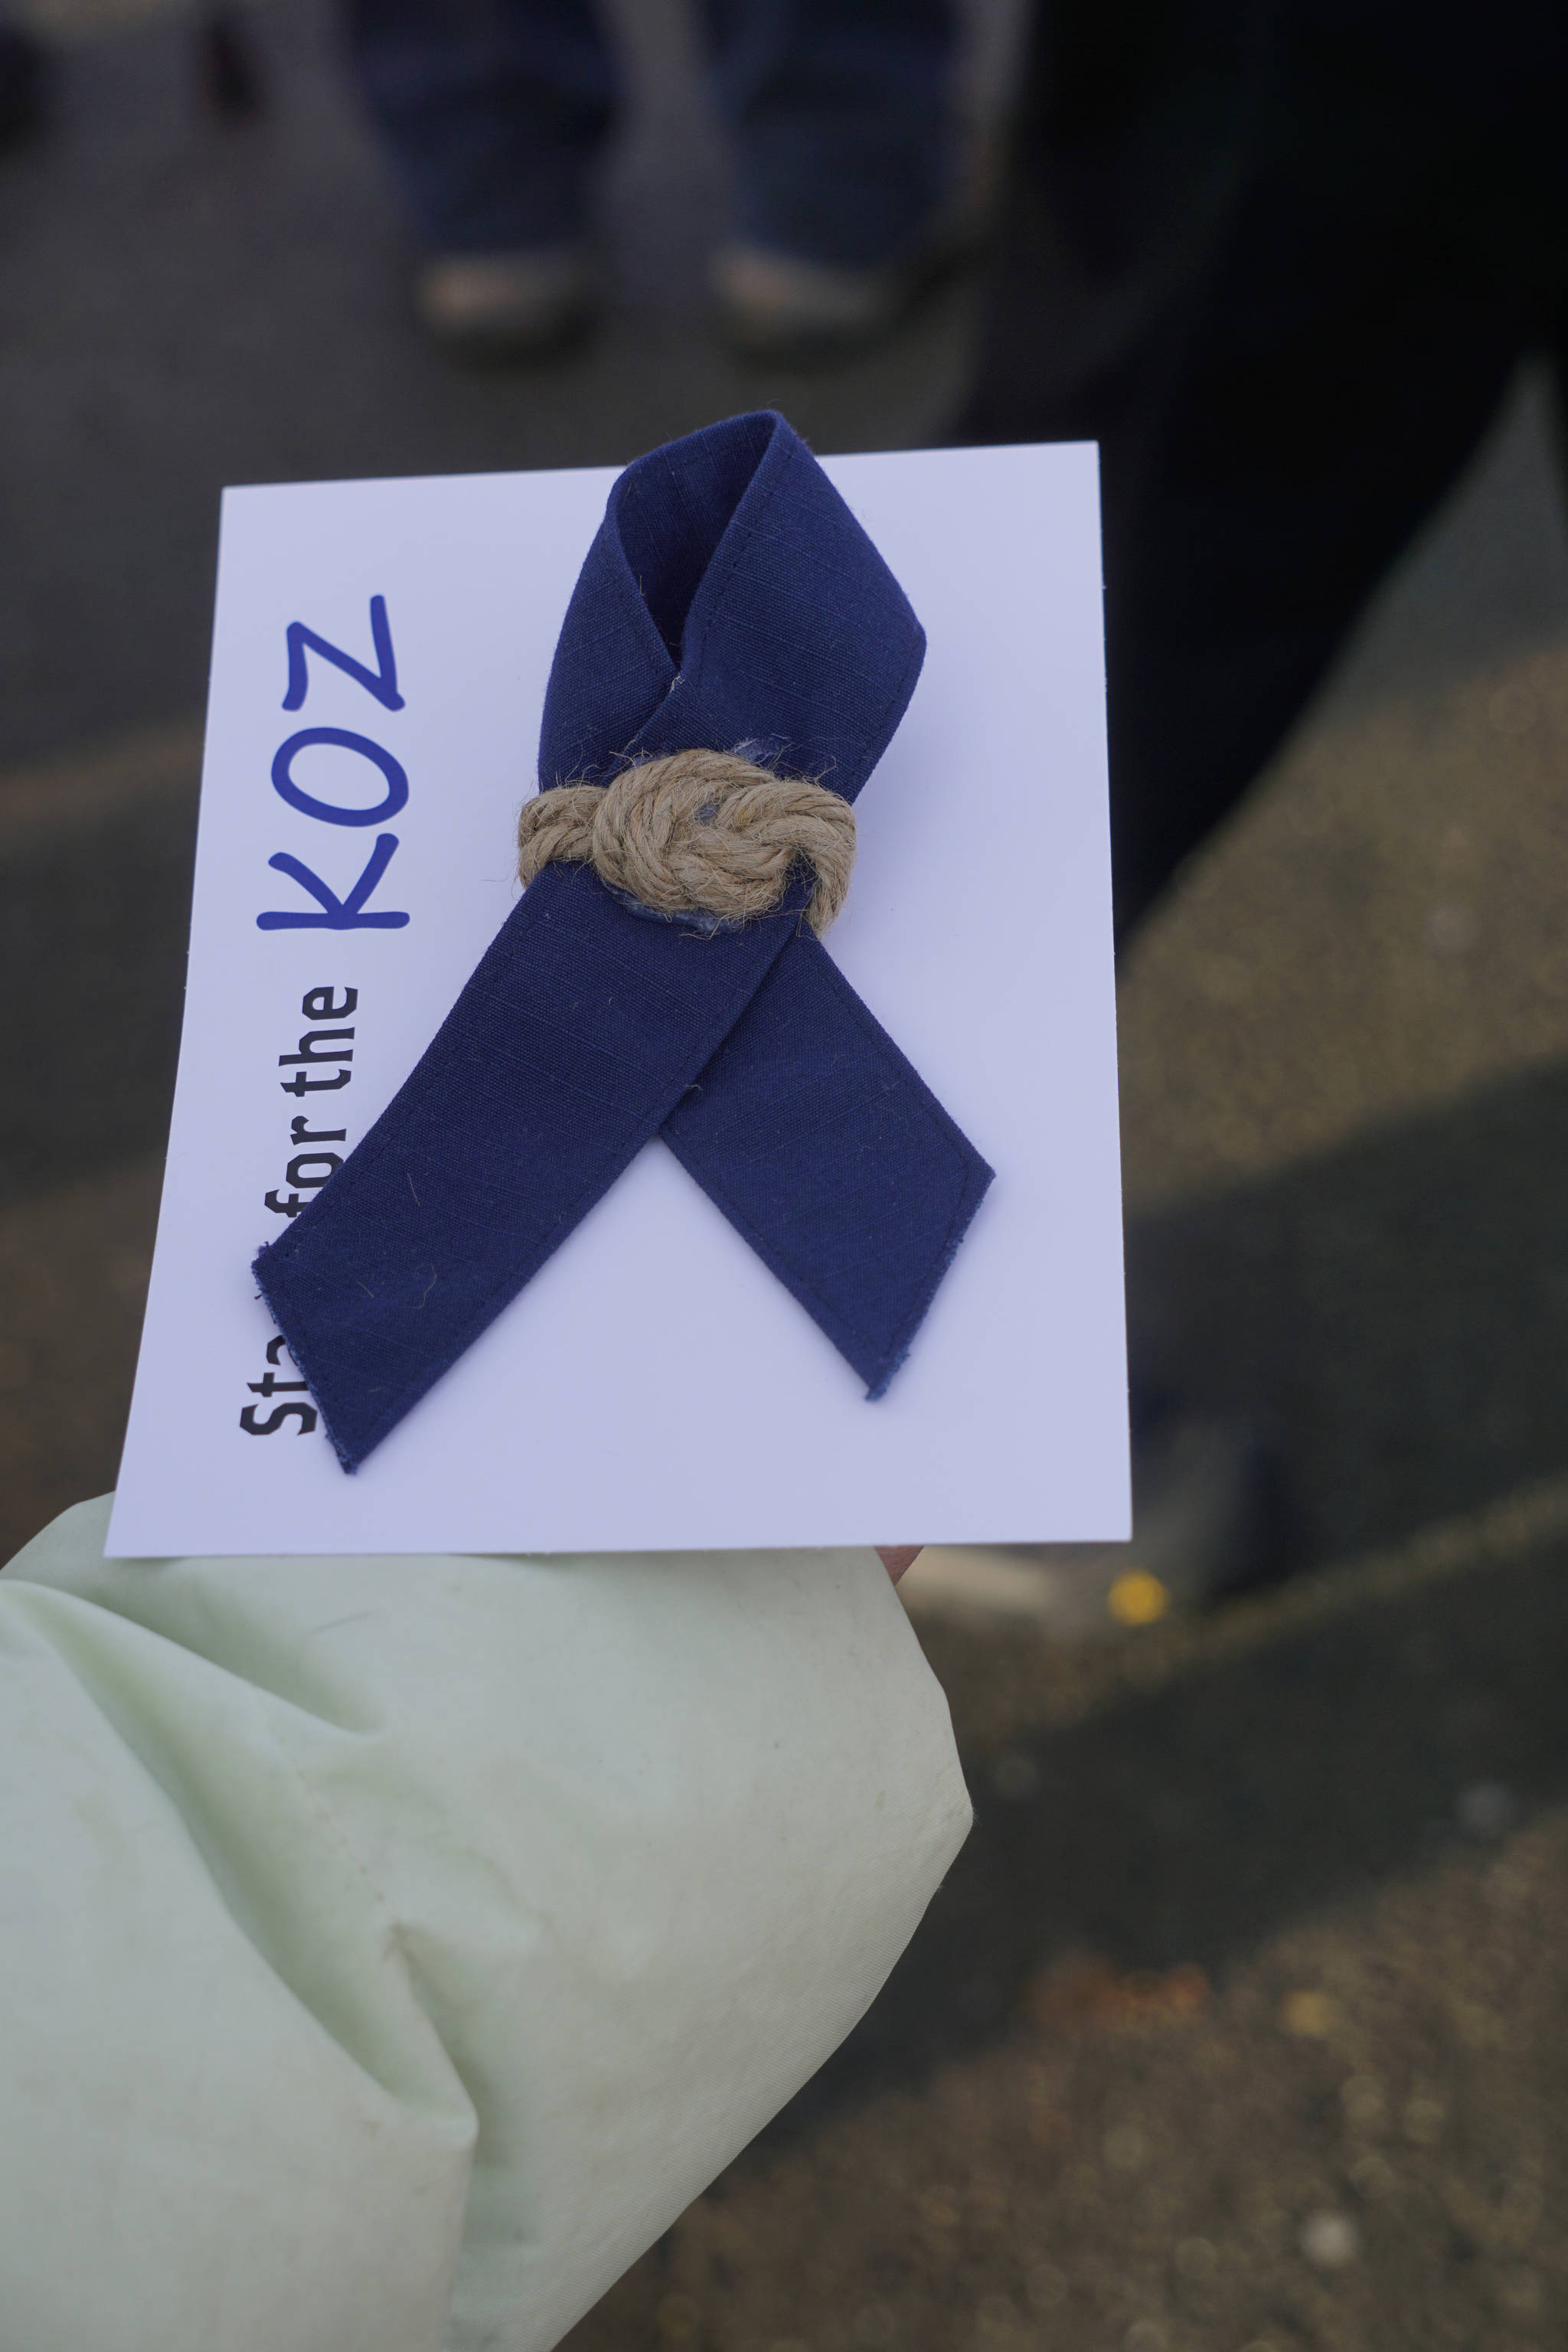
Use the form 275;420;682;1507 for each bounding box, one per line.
516;748;856;935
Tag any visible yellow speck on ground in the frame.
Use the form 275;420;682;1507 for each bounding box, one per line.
1279;1989;1341;2037
1107;1569;1171;1626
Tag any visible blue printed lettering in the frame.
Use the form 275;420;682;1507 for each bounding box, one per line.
257;833;410;930
282;594;403;713
271;728;409;828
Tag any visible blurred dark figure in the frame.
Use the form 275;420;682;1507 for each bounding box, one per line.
344;0;971;357
952;0;1568;937
198;9;266;119
954;0;1568;1606
0;21;47;149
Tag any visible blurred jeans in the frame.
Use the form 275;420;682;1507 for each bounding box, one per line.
345;0;957;266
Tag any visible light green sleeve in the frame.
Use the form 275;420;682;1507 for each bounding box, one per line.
0;1498;970;2352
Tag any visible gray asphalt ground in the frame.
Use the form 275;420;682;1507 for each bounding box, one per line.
3;5;1568;2348
0;0;1004;769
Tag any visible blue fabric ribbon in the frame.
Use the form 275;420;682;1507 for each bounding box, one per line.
255;413;993;1470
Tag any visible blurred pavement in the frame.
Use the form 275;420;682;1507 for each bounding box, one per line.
0;0;1005;767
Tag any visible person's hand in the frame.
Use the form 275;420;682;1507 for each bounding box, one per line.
875;1547;922;1585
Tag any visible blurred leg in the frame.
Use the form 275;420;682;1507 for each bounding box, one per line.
0;21;47;149
703;0;958;266
1100;161;1526;928
344;0;618;253
954;0;1568;937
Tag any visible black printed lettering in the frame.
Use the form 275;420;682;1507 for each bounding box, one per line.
286;1153;342;1188
240;1400;318;1436
302;986;358;1021
279;1027;355;1067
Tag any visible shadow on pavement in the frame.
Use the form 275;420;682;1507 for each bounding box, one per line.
760;1513;1568;2150
1127;1051;1568;1566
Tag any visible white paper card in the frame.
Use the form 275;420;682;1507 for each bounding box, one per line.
107;443;1128;1558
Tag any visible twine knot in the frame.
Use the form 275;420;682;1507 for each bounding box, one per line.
517;749;856;934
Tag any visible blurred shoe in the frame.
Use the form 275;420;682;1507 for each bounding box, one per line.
710;198;986;360
413;245;598;358
900;1408;1289;1638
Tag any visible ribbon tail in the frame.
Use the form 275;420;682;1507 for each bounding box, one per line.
661;933;994;1398
253;863;794;1470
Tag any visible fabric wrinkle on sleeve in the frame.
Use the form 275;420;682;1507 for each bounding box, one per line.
0;1495;972;2352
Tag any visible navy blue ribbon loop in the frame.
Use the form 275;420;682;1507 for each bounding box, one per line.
255;413;994;1470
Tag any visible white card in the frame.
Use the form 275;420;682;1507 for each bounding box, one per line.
107;442;1128;1558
